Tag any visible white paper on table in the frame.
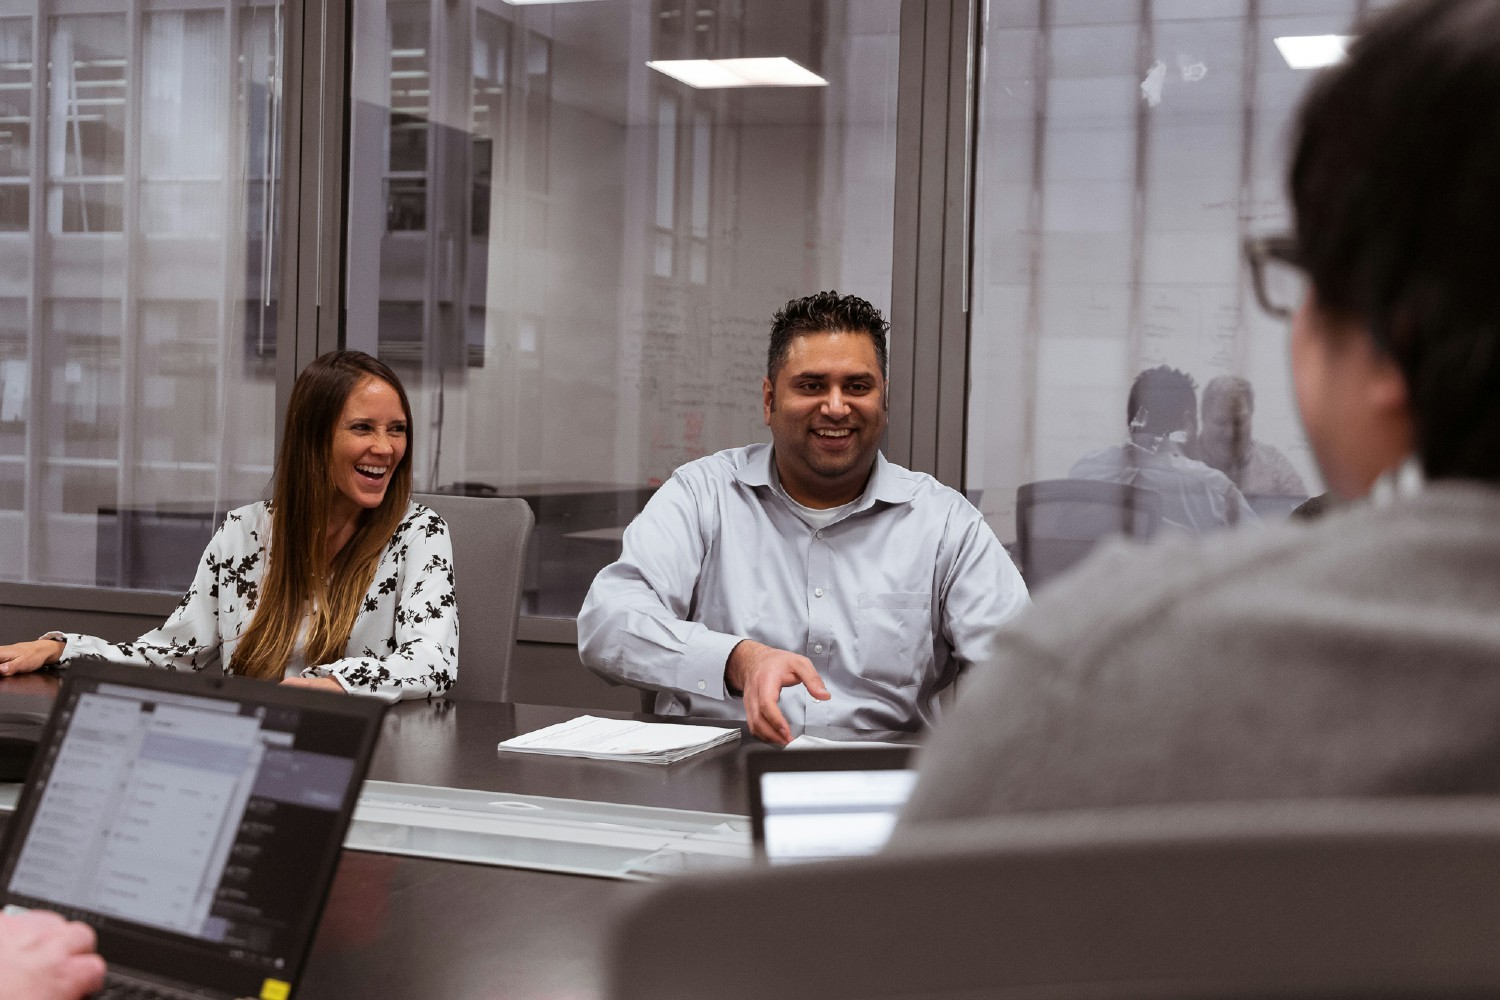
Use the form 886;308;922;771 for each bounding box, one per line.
498;715;739;761
784;734;914;751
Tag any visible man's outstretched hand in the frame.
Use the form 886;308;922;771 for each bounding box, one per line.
725;640;831;745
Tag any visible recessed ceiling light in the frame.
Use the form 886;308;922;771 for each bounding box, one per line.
1274;35;1353;69
647;57;827;89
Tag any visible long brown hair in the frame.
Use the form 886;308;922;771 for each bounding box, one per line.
233;351;415;680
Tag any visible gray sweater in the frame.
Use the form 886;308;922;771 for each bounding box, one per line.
897;482;1500;830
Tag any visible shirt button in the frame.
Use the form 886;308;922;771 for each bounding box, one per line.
813;643;824;654
814;587;824;598
697;680;706;691
814;530;823;538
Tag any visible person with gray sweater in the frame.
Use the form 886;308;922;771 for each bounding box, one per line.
899;0;1500;828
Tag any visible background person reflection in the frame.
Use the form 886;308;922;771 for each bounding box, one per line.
1069;365;1256;534
1190;375;1307;497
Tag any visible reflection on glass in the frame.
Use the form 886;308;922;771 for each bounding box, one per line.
346;0;900;616
46;16;126;234
1190;373;1306;501
142;12;227;237
0;298;23;523
0;19;32;235
0;185;24;231
46;299;121;461
52;181;123;232
2;0;283;589
964;1;1337;572
1068;365;1255;535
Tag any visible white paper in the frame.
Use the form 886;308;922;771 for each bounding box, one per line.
784;735;914;750
498;716;739;764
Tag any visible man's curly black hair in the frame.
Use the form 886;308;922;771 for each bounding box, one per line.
766;291;889;382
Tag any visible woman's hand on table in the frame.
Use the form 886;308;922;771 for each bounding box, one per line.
280;675;346;693
0;639;63;677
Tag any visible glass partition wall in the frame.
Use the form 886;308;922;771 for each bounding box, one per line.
346;0;902;616
5;0;1373;615
0;0;283;588
965;0;1379;583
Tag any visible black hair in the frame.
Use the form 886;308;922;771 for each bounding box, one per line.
1289;0;1500;481
1127;366;1197;437
767;291;890;382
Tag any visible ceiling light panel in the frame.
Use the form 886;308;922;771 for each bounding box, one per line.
647;57;828;89
1274;35;1352;69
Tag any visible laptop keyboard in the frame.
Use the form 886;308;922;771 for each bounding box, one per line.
91;971;208;1000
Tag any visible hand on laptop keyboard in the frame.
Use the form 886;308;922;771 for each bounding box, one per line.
0;910;106;1000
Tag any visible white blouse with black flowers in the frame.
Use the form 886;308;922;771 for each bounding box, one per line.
51;501;459;701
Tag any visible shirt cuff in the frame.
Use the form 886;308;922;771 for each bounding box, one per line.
679;629;744;701
40;631;71;664
306;664;355;693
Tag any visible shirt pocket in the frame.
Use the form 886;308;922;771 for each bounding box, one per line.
854;592;933;688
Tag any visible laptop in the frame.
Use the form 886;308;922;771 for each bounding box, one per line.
747;745;916;864
0;660;387;1000
1244;492;1310;521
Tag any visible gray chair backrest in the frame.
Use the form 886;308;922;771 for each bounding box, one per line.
1016;479;1162;589
415;493;533;702
608;798;1500;1000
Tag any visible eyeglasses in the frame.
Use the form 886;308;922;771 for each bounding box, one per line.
1243;234;1306;320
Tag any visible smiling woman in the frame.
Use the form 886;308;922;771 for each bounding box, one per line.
0;351;460;702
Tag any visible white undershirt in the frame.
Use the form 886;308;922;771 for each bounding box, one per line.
772;481;862;530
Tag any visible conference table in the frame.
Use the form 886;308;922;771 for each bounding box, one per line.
0;671;914;1000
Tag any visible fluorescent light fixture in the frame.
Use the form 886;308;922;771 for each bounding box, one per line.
647;57;828;89
1274;35;1353;69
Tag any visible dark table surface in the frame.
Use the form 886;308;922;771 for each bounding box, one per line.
0;672;911;1000
318;697;756;999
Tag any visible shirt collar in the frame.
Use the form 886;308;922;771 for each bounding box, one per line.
735;443;916;512
1369;454;1425;507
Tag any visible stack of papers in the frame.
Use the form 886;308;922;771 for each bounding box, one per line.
497;715;740;764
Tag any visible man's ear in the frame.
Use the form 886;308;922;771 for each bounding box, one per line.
1365;345;1411;415
762;376;774;425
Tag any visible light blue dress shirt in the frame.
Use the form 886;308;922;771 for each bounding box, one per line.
577;444;1029;732
1069;441;1258;534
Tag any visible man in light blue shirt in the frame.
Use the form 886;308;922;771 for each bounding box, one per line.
578;292;1028;744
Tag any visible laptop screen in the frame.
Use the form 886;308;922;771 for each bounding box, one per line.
0;663;385;999
748;746;916;864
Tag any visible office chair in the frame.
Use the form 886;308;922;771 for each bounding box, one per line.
608;797;1500;1000
416;493;533;702
1015;479;1162;589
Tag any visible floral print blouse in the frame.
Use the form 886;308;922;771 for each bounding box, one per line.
53;501;458;701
